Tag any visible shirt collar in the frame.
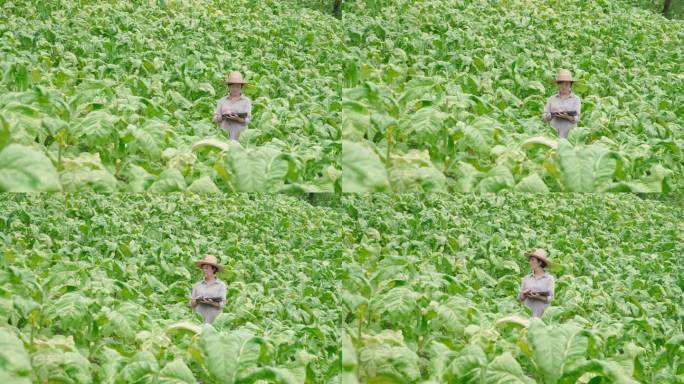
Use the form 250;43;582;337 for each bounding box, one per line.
528;272;549;279
201;279;220;286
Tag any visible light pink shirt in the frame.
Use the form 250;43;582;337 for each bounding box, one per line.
213;95;252;132
189;279;227;324
519;272;555;317
543;92;581;131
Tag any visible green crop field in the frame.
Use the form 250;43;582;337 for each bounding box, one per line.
2;193;683;383
0;194;342;383
340;193;684;383
2;0;684;383
0;0;341;193
341;0;684;193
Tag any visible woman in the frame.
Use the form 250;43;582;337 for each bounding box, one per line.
213;71;252;141
189;255;227;324
543;69;581;139
518;249;555;318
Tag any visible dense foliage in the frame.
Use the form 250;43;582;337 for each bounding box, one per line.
0;0;341;193
0;194;342;383
342;0;684;192
631;0;684;19
340;194;684;383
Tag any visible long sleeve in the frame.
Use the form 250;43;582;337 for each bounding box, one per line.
545;275;555;303
518;278;527;301
244;98;252;125
189;284;197;307
218;282;227;309
574;97;581;123
542;98;552;122
213;100;222;124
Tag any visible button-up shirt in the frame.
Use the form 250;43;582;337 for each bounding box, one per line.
543;92;581;132
213;95;252;133
189;279;227;324
519;272;555;317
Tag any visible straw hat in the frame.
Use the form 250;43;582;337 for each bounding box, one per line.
555;69;575;83
525;249;551;268
195;255;224;272
224;71;248;85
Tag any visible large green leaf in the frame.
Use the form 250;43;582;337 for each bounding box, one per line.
341;140;390;192
400;107;447;144
60;152;118;192
515;173;549;193
426;300;468;337
75;110;117;148
242;365;307;384
521;136;558;151
444;344;487;382
527;319;589;384
342;99;371;141
188;175;221;193
477;165;514;192
0;144;61;192
223;142;288;192
358;345;421;384
123;121;166;160
165;321;203;336
371;287;422;325
555;141;620;192
158;359;197;384
0;329;31;384
452;162;484;192
125;164;155;192
558;359;639;384
198;326;264;384
427;342;457;382
100;308;136;341
342;332;360;384
32;347;92;384
118;350;159;384
96;347;125;384
45;292;92;332
147;168;187;192
606;164;673;193
387;149;447;192
485;352;534;384
192;138;230;153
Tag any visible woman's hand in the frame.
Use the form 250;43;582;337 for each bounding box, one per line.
526;292;548;302
201;299;220;308
220;110;237;122
190;298;198;307
196;298;221;308
225;113;245;123
556;112;575;122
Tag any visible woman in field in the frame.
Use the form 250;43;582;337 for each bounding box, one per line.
189;255;227;324
213;71;252;141
542;69;581;139
518;249;555;318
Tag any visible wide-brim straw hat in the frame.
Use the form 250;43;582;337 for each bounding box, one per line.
224;71;248;85
525;249;551;268
195;255;224;272
555;69;575;83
